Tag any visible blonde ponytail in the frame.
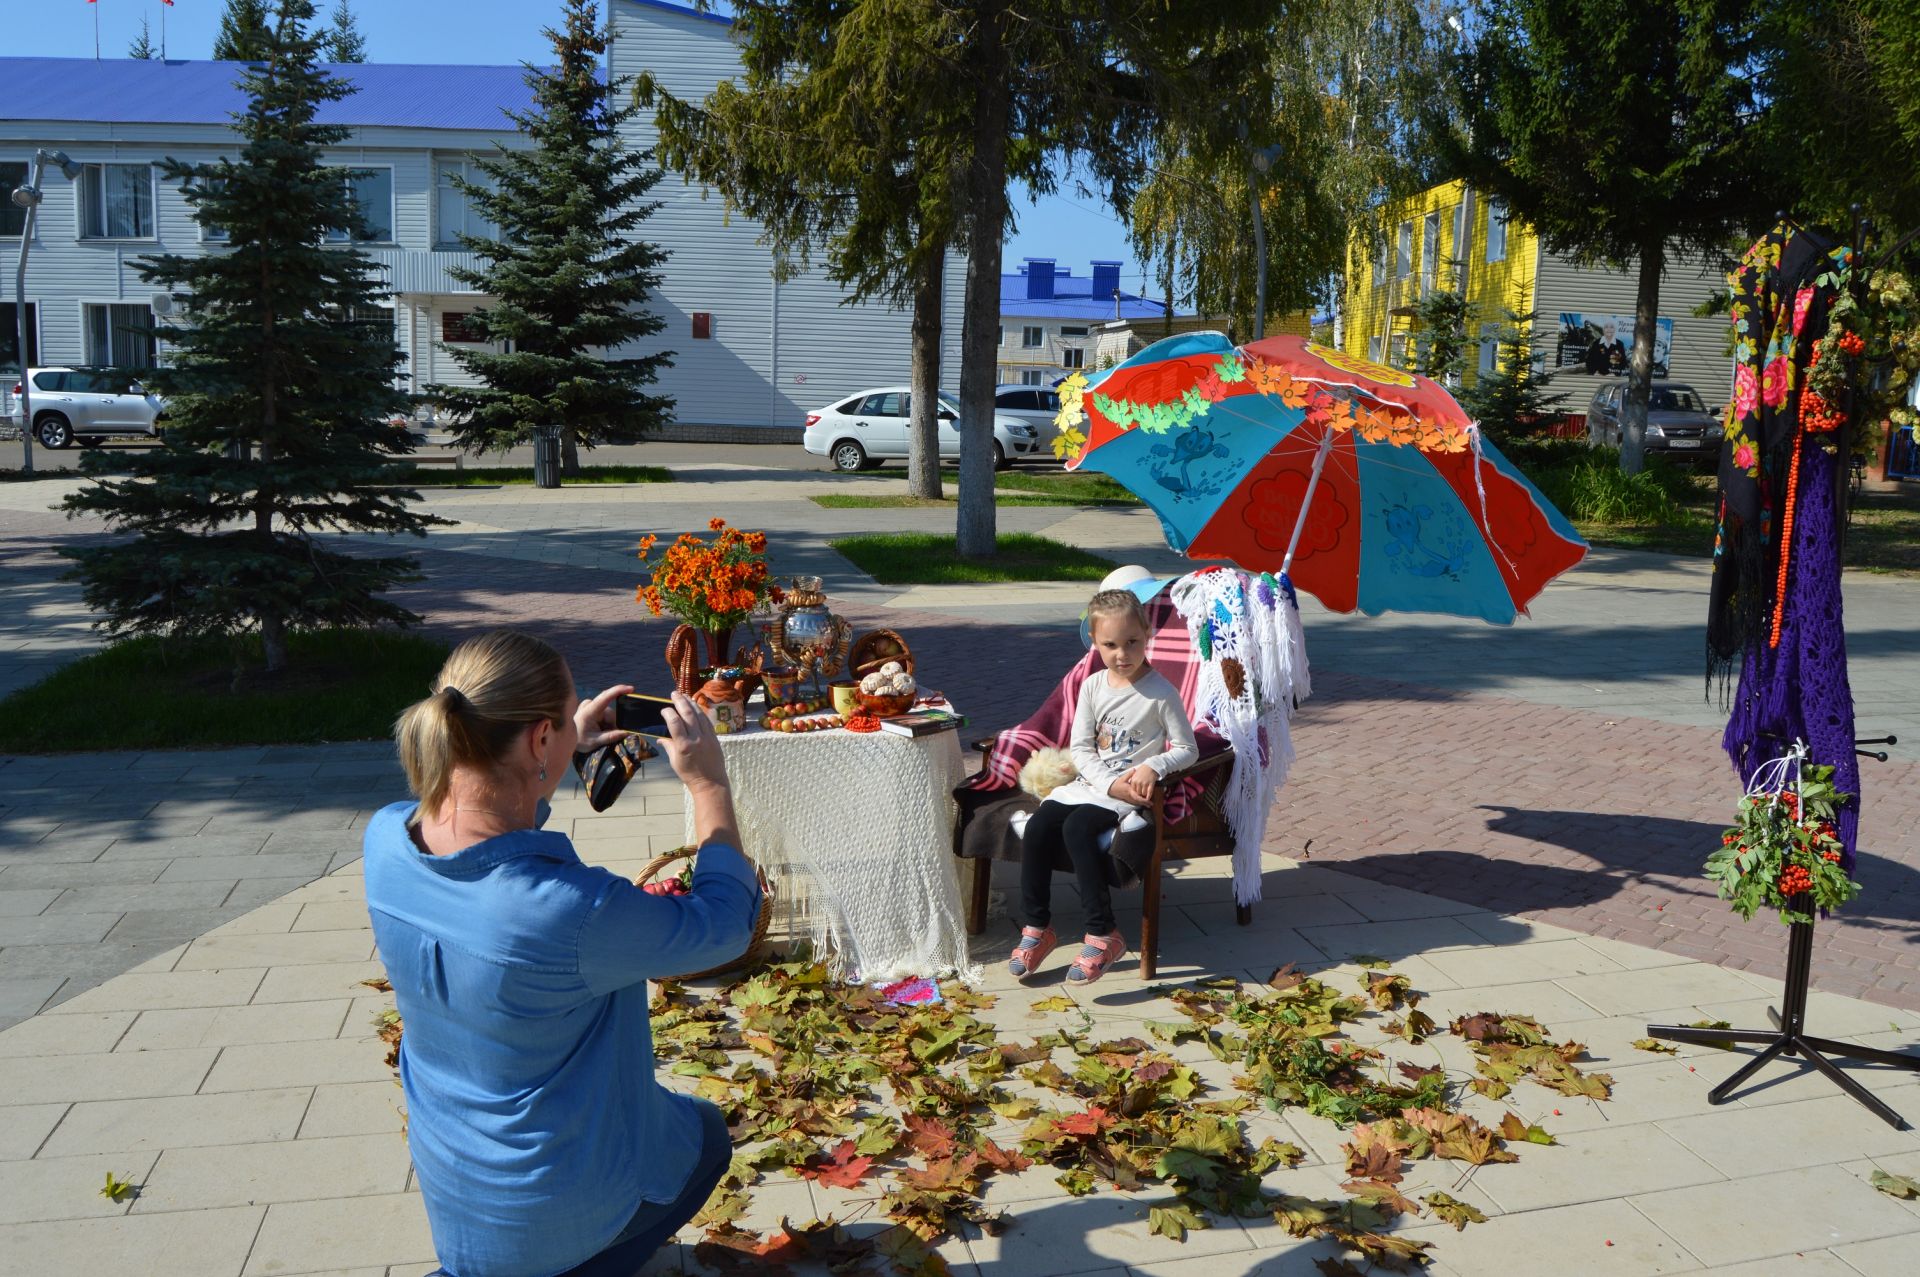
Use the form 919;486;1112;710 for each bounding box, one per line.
395;631;573;818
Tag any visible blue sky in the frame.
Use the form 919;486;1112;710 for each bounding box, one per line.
32;1;1152;291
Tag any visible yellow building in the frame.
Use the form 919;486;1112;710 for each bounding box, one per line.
1339;180;1733;409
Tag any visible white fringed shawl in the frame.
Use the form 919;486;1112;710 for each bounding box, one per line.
1169;569;1311;905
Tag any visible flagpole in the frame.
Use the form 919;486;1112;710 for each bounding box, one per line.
162;2;168;59
95;2;101;60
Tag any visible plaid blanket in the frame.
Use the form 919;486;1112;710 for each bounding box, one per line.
961;596;1227;823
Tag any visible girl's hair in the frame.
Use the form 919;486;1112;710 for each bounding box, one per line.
395;630;573;817
1086;588;1151;636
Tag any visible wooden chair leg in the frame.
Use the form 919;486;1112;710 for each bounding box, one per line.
1139;850;1164;982
1235;902;1252;927
966;857;991;935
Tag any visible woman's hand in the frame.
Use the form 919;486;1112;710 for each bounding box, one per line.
660;690;730;794
574;683;633;754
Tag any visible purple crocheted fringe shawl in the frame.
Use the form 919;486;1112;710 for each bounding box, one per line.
1722;440;1862;871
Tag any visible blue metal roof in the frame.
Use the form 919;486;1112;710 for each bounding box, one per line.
1001;268;1174;321
0;58;536;131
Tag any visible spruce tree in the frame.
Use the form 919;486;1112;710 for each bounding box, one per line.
62;0;436;675
431;0;671;476
1460;310;1566;442
214;0;274;61
129;17;156;60
322;0;367;63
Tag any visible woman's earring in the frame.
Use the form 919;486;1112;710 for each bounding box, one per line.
539;765;548;782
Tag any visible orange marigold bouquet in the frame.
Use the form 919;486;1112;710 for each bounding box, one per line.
635;518;777;635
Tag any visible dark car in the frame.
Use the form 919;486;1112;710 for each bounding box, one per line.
1585;381;1722;462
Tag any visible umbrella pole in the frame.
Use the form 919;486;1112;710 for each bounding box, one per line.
1280;430;1336;576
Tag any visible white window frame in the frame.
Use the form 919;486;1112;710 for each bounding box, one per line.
77;163;158;241
1;300;41;371
1486;199;1507;263
1061;346;1085;370
79;300;159;368
1021;325;1044;348
1368;335;1383;362
1395;220;1413;279
1059;325;1089;338
1478;322;1500;377
1020;369;1044;386
196;172;231;244
1420;212;1440;295
434;158;497;249
0;159;29;239
322;164;396;245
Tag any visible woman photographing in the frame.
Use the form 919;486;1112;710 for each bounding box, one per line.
364;630;758;1277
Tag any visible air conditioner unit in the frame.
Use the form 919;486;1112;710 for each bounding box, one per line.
150;293;175;316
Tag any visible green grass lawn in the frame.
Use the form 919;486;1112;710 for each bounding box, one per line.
0;629;451;754
813;467;1142;509
830;532;1117;584
401;463;674;487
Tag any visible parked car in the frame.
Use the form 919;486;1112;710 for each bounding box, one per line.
11;367;167;449
993;384;1063;448
802;387;1041;472
1584;381;1722;461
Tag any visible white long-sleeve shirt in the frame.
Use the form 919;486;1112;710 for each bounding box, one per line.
1044;667;1198;815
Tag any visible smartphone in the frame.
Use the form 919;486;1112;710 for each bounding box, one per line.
614;693;676;736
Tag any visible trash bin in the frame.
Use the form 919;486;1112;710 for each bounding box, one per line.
534;424;562;489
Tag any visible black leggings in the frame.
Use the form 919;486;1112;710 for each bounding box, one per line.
1020;800;1122;937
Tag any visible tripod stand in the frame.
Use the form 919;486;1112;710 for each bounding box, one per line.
1647;735;1918;1130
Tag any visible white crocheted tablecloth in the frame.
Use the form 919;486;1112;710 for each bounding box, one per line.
686;725;979;984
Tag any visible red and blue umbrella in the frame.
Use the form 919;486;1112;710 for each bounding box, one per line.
1055;332;1587;623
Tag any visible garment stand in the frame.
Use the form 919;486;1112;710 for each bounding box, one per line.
1647;735;1918;1130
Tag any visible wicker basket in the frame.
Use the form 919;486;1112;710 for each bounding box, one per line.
636;846;775;980
849;629;915;679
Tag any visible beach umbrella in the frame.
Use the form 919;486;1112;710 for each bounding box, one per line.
1055;332;1587;623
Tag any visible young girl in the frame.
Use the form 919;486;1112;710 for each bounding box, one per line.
1011;589;1197;984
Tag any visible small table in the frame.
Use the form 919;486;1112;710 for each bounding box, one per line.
686;714;977;983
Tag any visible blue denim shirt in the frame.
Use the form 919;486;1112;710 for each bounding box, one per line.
362;801;760;1277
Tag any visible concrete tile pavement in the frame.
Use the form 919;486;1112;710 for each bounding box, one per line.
1;767;1916;1274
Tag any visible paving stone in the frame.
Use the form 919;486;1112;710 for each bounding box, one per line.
52;967;264;1014
46;880;235;914
40;1087;312;1156
154;852;332;884
0;1046;218;1105
0;1010;133;1058
0;911;122;946
252;960;389;1005
1656;1093;1920;1176
93;833;271;861
0;888;63;915
175;928;375;971
1552;964;1770;1017
293;901;375;933
1291;914;1495;964
102;907;255;944
298;1081;405;1139
1472;1122;1725;1213
0;975;65;1022
0;1149;160;1224
0;1102;67;1160
0;1202;263;1276
200;1036;396;1092
134;1133;411;1213
1831;1232;1920;1276
1396;1197;1700;1275
243;1192;436;1275
117;1000;351;1053
1630;1163;1920;1266
0;858;168;889
966;1192;1257;1271
1424;937;1628;988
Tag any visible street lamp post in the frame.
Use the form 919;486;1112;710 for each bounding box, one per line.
11;149;82;475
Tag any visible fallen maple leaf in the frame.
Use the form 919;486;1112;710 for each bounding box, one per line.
1498;1112;1557;1146
1423;1190;1489;1230
99;1171;135;1203
901;1114;958;1161
975;1137;1032;1174
1342;1177;1420;1220
1631;1037;1679;1055
798;1140;876;1190
1029;994;1077;1015
1148;1201;1209;1241
1871;1169;1920;1199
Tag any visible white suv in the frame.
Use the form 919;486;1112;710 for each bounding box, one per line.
802;387;1041;472
13;367;166;449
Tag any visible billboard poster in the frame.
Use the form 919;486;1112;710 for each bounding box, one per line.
1554;313;1673;377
